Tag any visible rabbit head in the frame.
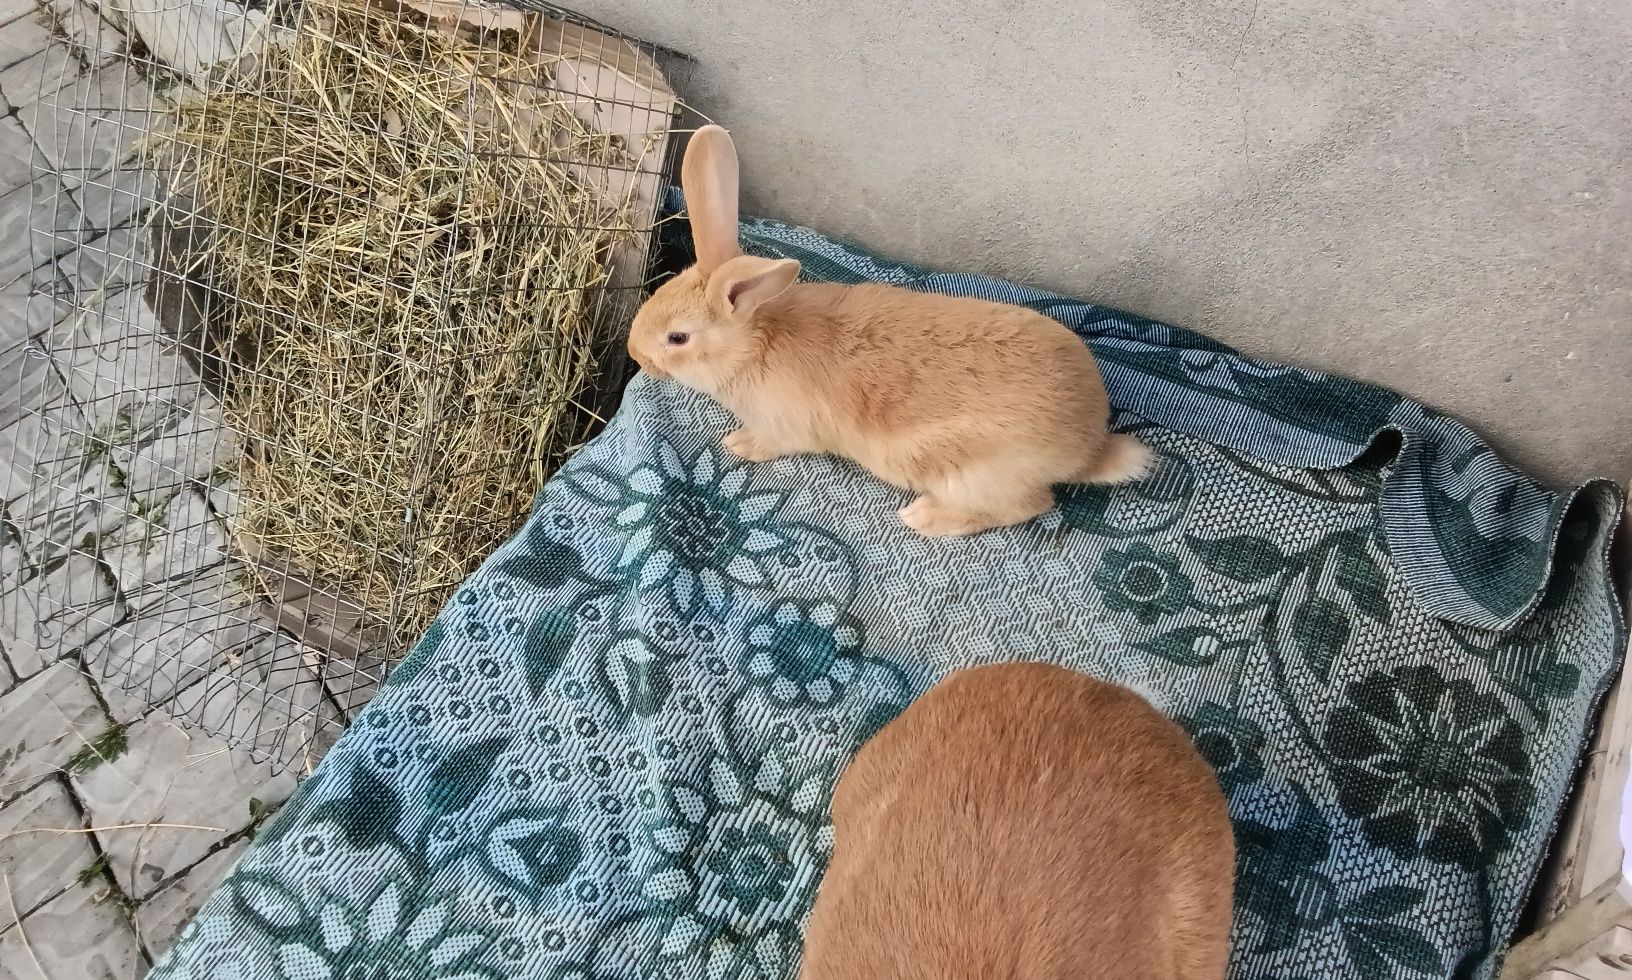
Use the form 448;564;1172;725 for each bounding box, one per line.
627;126;800;390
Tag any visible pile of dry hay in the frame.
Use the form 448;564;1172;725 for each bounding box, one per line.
149;0;650;648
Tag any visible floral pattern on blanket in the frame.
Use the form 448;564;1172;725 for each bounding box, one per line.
150;207;1624;980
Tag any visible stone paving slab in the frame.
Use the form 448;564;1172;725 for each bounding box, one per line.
0;118;35;201
45;0;128;67
82;564;260;710
0;350;203;567
50;286;203;442
0;266;70;351
0;0;36;28
166;628;345;772
114;401;232;502
57;224;143;294
0;353;87;507
108;0;271;87
71;714;296;900
88;663;157;728
75;162;163;232
0;11;48;74
101;487;230;598
48;230;174;423
0;873;146;979
134;837;244;957
3;466;145;576
0;176;89;286
317;645;387;724
0;551;125;676
0;42;80;114
0;325;63;467
0;777;96;919
0;342;53;435
25;62;154;192
0;662;106;804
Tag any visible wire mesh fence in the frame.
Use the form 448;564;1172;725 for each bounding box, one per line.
1;0;689;771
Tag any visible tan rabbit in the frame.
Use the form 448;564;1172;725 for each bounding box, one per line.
799;662;1235;980
627;126;1152;537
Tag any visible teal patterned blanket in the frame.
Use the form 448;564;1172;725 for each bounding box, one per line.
152;204;1625;980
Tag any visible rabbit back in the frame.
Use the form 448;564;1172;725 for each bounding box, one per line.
798;662;1235;980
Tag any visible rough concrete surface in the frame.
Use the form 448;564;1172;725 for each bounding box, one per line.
577;0;1630;488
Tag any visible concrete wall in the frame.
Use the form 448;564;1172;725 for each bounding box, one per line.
586;0;1630;487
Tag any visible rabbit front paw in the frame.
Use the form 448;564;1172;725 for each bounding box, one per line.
899;496;992;537
723;429;782;463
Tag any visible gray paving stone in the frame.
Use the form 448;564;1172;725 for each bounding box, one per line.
45;0;128;66
135;837;243;956
0;266;70;354
165;627;346;772
0;12;50;74
0;662;106;803
50;287;203;442
56;225;145;295
202;474;239;527
0;372;140;566
319;645;387;724
74;162;164;232
0;342;65;440
0;177;88;286
101;488;229;597
0;778;96;919
0;118;35;201
0;42;79;112
0;341;74;444
4;281;212;553
0;353;50;457
18;415;227;567
0;873;145;979
0;0;36;29
81;563;259;711
1;449;143;577
0;356;84;506
0;552;124;676
71;714;296;899
25;63;156;192
84;659;155;727
113;400;232;501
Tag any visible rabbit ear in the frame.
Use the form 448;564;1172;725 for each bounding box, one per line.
706;256;800;320
682;125;742;273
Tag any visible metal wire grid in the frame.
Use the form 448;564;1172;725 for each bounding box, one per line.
0;0;689;771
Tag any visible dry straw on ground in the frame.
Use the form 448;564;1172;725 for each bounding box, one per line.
146;0;649;649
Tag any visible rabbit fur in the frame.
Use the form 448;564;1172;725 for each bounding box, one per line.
798;662;1236;980
627;126;1152;536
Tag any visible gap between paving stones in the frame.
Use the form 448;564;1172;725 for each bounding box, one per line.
0;16;372;972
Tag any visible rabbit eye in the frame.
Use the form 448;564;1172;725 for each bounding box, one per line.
666;332;690;346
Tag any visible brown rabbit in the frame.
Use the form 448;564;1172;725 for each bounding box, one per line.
799;662;1235;980
627;126;1151;537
